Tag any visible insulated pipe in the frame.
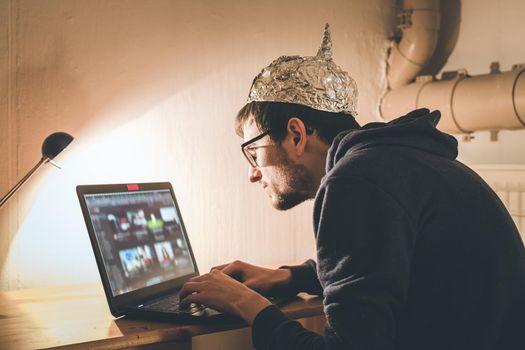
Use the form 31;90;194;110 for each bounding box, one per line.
454;67;525;131
387;0;440;89
417;75;467;133
380;65;525;134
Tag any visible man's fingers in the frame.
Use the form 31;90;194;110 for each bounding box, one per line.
179;281;204;300
243;278;259;290
211;261;244;275
187;274;208;283
210;263;229;272
179;292;201;307
221;261;247;278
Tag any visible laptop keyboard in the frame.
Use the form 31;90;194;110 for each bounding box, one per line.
142;293;206;315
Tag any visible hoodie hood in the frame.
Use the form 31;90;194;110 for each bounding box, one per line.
327;108;458;172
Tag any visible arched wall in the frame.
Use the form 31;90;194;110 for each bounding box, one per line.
0;0;394;290
3;0;523;291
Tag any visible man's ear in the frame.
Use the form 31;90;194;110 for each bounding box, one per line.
286;117;308;156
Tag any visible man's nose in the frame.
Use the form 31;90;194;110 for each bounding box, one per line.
248;165;262;183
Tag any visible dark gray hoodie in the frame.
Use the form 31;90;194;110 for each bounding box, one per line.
252;108;525;350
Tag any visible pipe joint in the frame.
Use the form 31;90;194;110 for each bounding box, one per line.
387;0;440;88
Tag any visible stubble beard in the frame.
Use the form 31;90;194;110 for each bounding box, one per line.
271;152;316;211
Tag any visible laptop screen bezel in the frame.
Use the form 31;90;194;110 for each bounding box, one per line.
77;182;200;316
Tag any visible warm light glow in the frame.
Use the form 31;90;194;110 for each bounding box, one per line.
5;107;181;289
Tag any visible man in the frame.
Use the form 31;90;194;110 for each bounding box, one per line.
180;25;525;349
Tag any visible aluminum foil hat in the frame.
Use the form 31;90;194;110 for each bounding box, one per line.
247;24;358;116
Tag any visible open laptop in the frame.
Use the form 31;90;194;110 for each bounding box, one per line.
77;182;221;322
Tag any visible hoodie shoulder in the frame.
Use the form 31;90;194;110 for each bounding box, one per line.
326;109;458;173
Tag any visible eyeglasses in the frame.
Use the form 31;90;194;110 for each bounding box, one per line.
241;130;271;168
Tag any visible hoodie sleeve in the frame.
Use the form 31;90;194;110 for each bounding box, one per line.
280;259;323;295
252;175;416;350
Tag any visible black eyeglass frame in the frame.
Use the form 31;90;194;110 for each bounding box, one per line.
241;130;272;168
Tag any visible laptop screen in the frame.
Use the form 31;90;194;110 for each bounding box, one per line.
83;189;196;296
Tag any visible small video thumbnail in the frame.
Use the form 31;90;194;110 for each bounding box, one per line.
107;213;131;233
119;245;154;279
175;238;186;250
147;212;164;231
154;241;175;267
160;207;180;225
127;209;148;229
134;230;149;241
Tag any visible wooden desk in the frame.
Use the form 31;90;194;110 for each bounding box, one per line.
0;283;324;349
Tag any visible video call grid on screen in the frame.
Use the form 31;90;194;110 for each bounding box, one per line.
84;189;196;296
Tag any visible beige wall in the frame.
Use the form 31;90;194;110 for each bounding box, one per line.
2;0;524;291
441;0;525;164
0;0;394;290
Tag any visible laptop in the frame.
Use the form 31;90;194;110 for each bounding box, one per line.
77;182;221;322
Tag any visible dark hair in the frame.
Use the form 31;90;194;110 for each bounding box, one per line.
235;101;360;145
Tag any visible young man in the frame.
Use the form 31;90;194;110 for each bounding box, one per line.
180;25;525;349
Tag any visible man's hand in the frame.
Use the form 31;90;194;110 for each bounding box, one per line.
179;269;271;324
211;260;292;295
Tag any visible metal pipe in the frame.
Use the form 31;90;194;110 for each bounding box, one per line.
381;65;525;134
387;0;440;89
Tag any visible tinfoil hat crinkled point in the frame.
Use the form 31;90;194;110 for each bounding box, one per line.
247;23;358;116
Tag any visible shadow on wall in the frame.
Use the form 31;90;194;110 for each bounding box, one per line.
420;0;462;76
1;0;397;289
0;37;91;277
0;8;244;281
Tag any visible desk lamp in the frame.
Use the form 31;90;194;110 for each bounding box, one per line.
0;132;74;208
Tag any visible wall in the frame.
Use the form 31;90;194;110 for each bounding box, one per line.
440;0;525;246
0;0;394;290
3;0;523;292
472;165;525;243
439;0;525;165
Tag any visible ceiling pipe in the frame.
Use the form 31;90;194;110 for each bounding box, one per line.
387;0;440;89
381;0;525;137
381;64;525;136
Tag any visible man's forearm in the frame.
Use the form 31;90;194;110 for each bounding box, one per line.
252;305;326;349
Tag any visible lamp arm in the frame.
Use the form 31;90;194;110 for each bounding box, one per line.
0;157;48;208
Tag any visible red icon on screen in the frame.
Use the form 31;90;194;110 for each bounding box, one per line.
127;184;139;191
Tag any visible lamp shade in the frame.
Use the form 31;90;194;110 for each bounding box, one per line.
0;131;74;208
42;132;74;160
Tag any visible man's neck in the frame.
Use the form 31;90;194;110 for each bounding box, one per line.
306;139;330;196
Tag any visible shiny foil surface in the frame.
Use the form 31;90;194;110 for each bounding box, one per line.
247;24;358;116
